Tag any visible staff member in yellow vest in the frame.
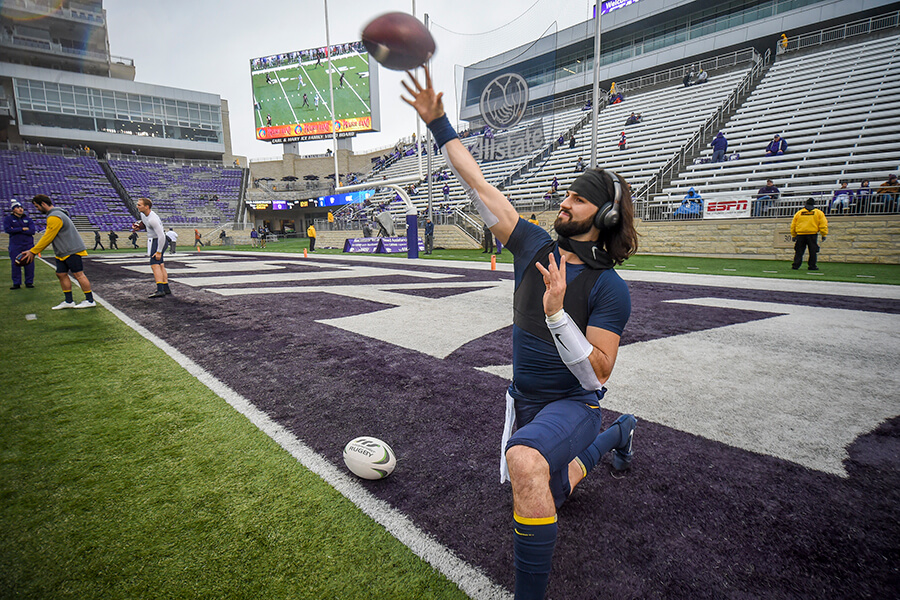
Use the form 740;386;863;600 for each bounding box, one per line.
307;223;317;252
19;194;97;309
790;198;828;271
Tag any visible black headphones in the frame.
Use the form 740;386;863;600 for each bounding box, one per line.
593;171;623;231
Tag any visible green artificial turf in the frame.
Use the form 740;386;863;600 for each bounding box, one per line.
0;261;467;600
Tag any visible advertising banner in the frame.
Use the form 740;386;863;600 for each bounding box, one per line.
341;237;425;254
704;198;752;219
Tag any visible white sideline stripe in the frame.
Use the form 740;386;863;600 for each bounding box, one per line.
92;292;511;600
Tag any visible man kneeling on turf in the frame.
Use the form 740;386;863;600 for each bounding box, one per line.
136;198;171;298
404;67;640;600
19;194;96;309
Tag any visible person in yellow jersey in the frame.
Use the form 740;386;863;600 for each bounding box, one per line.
18;194;96;309
307;223;317;252
790;198;828;271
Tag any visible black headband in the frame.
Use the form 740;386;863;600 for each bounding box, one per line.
569;169;611;208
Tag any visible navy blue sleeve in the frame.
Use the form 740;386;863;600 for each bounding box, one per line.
505;219;552;286
586;270;631;336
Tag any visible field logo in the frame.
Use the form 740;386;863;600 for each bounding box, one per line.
480;73;528;130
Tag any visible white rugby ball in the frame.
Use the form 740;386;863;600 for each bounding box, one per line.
343;436;396;480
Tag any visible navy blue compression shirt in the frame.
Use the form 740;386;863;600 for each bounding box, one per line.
504;219;631;403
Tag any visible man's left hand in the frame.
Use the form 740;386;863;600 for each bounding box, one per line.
535;253;567;316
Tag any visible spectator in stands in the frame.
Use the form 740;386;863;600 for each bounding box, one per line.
219;229;227;244
92;230;105;250
307;223;317;252
674;187;703;219
753;179;780;217
108;230;119;250
683;69;695;87
874;174;899;212
20;194;96;309
128;229;139;249
558;135;565;148
780;33;789;51
551;176;559;194
625;112;639;126
710;131;728;163
4;199;36;289
443;182;450;204
569;135;576;149
362;221;372;238
791;198;828;270
581;100;592;111
855;180;872;213
166;228;178;253
609;92;624;105
828;181;853;213
424;218;434;255
482;223;494;254
618;132;627;152
695;69;708;84
574;157;585;172
327;211;334;225
765;134;788;156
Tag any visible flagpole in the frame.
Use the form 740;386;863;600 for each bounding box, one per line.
589;2;602;169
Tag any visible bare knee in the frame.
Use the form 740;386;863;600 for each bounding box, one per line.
506;445;547;481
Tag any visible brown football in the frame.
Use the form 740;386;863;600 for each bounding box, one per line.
362;12;435;71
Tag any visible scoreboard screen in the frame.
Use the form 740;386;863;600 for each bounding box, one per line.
250;41;381;143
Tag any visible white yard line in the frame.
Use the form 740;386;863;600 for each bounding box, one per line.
89;287;511;600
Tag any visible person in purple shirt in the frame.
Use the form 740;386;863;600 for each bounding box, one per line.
710;131;728;163
754;179;780;217
765;134;788;156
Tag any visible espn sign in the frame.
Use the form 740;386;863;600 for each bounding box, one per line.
703;198;751;219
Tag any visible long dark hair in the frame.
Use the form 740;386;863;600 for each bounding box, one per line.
599;170;639;265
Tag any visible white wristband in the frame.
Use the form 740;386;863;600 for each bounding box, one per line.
546;309;603;391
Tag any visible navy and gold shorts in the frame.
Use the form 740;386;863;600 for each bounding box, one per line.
55;254;84;274
506;398;603;508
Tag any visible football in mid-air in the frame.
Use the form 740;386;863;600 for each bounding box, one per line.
343;436;396;480
362;12;435;71
15;251;29;265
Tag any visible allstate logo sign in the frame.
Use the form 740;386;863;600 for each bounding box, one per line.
479;73;528;130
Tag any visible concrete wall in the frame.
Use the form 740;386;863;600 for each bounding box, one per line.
635;215;900;263
249;147;387;184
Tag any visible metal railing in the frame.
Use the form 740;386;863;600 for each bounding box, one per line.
641;191;900;222
106;152;235;169
633;48;769;205
779;10;900;54
1;141;96;158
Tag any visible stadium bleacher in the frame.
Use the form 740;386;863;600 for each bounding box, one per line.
108;159;243;226
502;66;752;204
0;149;132;232
659;34;900;215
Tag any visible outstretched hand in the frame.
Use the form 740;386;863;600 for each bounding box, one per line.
534;253;567;317
401;65;445;125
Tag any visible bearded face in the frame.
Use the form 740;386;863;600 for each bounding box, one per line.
553;206;595;238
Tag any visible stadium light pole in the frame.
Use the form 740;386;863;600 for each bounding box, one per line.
324;0;340;187
589;3;602;170
424;12;433;222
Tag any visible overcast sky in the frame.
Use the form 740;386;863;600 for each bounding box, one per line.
103;0;593;160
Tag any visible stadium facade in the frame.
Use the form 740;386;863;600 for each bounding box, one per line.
459;0;900;122
0;0;233;160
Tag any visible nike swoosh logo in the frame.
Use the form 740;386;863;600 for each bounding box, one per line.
554;333;569;351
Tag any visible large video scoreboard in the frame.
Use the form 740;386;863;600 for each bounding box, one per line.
250;41;381;143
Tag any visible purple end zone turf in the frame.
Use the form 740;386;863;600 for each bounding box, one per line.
87;255;900;599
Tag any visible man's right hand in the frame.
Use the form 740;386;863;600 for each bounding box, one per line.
401;66;445;125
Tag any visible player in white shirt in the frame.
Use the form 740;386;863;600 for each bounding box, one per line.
135;198;171;298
